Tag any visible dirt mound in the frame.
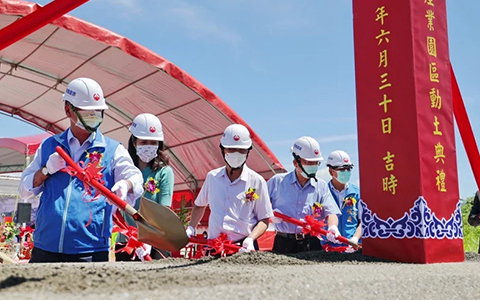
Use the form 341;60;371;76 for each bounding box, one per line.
1;251;480;300
198;249;391;265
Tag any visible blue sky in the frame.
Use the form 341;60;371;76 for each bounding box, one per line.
3;0;480;198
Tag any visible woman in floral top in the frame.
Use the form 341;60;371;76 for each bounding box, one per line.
115;113;174;261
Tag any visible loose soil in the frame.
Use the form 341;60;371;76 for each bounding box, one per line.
1;251;479;299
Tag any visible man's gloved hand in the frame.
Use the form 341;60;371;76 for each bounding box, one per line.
239;237;255;253
326;225;341;244
45;152;66;175
344;245;356;253
270;209;283;224
135;244;152;262
186;225;195;238
345;236;359;253
111;180;130;201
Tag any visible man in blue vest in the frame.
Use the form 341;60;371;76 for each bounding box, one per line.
19;77;144;263
324;150;361;253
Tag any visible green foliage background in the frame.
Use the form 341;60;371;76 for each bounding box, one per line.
462;195;480;253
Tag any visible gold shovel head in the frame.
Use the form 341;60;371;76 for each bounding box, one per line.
136;197;189;252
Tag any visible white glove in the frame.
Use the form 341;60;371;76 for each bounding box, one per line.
186;225;195;238
239;237;255;253
270;209;283;224
345;236;359;253
45;152;66;175
326;225;341;244
345;245;356;253
135;244;152;262
111;180;130;201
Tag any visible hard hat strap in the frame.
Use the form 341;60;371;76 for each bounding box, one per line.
292;153;318;182
70;103;104;133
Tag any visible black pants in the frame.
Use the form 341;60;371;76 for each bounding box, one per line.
272;234;322;254
29;247;108;263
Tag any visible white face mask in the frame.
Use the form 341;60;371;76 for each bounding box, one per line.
136;145;158;163
225;152;247;168
75;110;103;131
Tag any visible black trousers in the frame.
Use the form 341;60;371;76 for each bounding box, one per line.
272;234;322;254
29;247;108;263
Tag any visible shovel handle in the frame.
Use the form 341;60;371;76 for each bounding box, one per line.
273;211;360;249
56;146;133;214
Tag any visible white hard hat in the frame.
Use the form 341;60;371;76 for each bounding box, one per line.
327;150;353;168
220;124;252;149
291;136;323;161
63;78;108;110
129;113;164;141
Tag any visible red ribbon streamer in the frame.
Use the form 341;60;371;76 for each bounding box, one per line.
112;211;151;261
60;160;106;227
188;233;241;258
451;63;480;191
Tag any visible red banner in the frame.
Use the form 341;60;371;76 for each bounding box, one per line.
353;0;463;263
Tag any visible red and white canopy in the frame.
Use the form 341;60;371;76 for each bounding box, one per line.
0;1;285;192
0;132;51;173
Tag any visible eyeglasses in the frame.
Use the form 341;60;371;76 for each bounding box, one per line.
300;159;321;166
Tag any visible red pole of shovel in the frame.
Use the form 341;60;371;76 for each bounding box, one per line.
56;146;136;215
0;0;89;52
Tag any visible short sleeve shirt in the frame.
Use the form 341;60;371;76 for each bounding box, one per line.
195;165;273;241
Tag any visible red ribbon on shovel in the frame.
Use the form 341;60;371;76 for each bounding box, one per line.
112;211;152;261
273;211;361;249
56;146;131;211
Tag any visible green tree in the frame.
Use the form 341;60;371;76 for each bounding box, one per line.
462;195;480;252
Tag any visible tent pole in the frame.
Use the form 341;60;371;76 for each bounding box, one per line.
0;0;89;52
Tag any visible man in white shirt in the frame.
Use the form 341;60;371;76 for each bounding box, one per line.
186;124;273;253
18;77;143;263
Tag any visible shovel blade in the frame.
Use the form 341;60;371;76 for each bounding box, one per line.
136;197;189;252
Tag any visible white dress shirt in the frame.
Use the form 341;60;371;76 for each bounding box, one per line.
195;165;273;242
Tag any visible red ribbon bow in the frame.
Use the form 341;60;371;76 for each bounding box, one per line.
61;161;106;227
62;161;105;202
188;233;241;258
112;211;151;261
19;226;34;238
302;215;327;238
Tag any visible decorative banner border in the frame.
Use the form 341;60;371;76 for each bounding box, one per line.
360;197;463;239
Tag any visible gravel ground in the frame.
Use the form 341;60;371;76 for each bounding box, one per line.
1;251;479;300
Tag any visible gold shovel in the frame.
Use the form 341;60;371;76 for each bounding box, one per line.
56;146;188;252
